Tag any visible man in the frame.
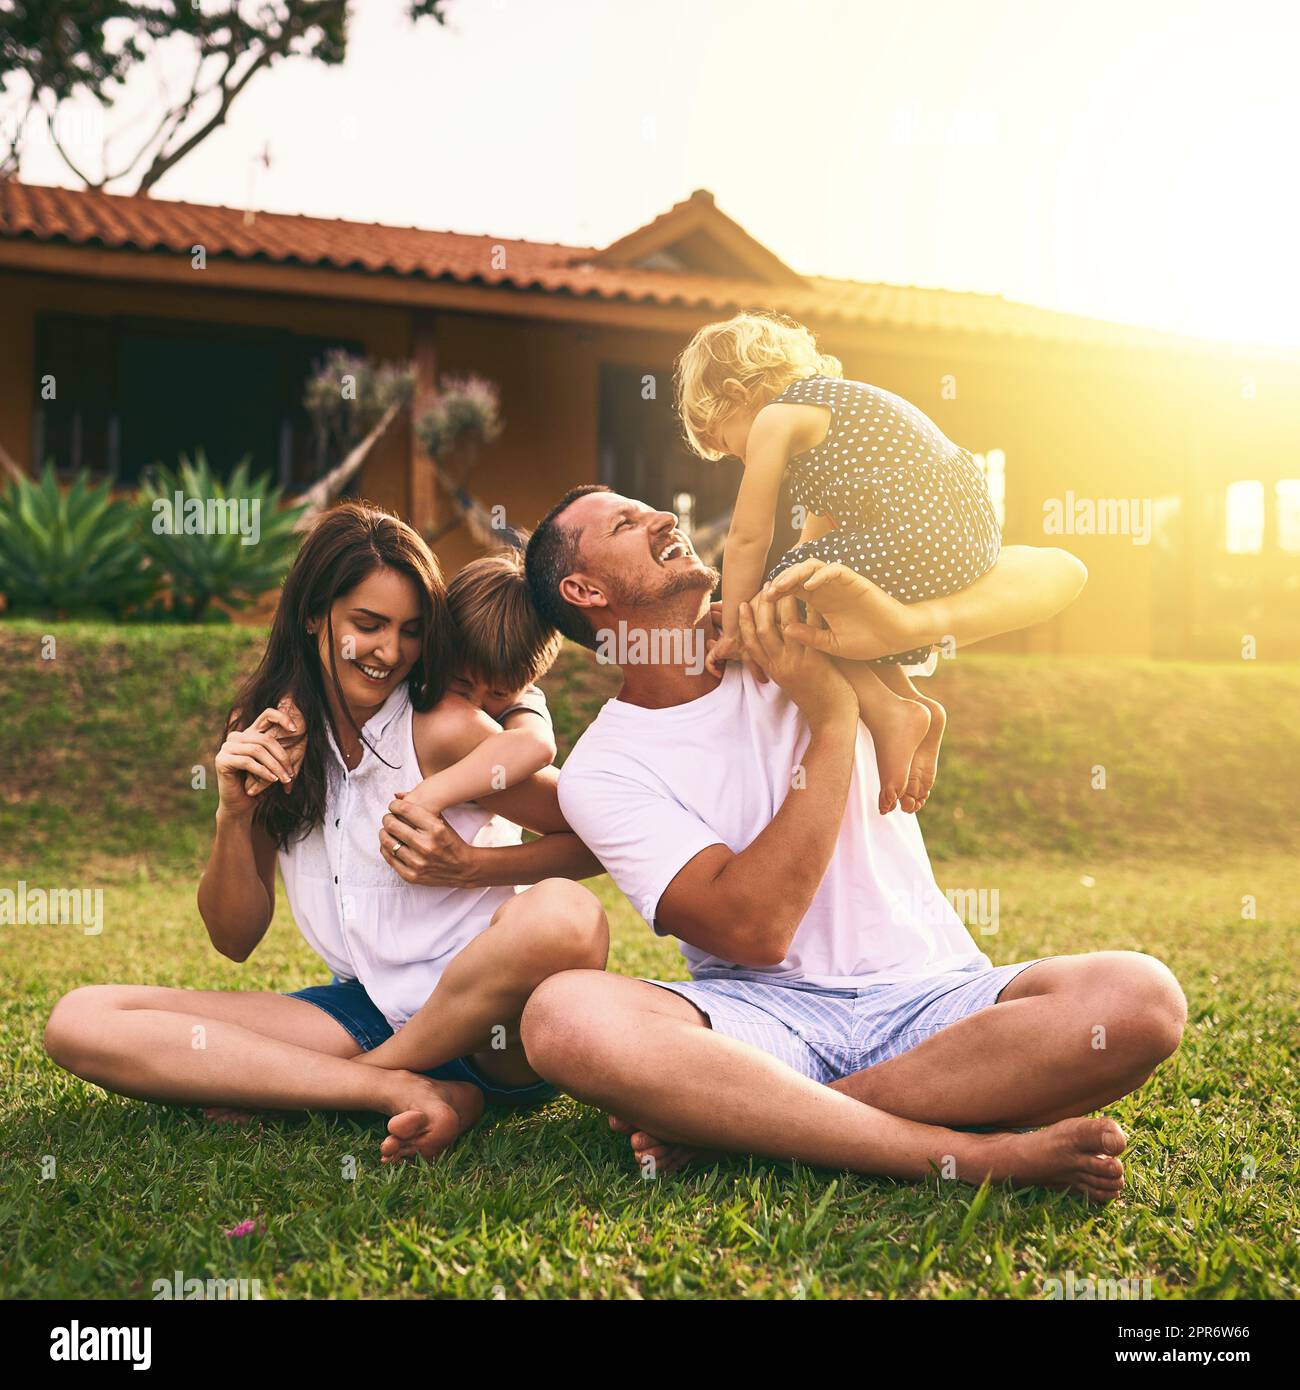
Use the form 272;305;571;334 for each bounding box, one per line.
519;485;1186;1201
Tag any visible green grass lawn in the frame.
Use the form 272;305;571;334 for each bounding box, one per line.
1;622;1297;1298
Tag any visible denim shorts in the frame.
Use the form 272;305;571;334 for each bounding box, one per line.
648;958;1046;1084
287;976;555;1108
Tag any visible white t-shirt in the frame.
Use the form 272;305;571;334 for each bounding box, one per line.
557;663;987;988
278;683;528;1030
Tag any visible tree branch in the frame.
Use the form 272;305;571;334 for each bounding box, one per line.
134;45;273;194
44;103;101;189
0;86;38;178
101;46;215;186
134;1;349;195
294;397;407;530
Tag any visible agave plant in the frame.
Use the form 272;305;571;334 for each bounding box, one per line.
137;453;306;622
0;464;158;618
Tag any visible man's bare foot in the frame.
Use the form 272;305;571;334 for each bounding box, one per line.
203;1105;294;1125
972;1115;1128;1204
379;1073;485;1164
868;697;931;814
900;694;946;813
203;1106;259;1126
608;1114;709;1176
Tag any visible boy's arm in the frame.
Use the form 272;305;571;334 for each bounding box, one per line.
391;699;597;884
407;689;556;813
406;725;555;813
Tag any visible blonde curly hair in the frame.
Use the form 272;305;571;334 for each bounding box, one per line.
674;311;842;460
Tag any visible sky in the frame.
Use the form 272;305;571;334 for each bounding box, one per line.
8;0;1300;347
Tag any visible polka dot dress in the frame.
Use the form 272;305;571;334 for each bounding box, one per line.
764;375;1002;665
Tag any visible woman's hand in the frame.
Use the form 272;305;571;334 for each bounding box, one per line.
379;792;478;887
763;559;916;660
242;697;306;798
215;701;301;816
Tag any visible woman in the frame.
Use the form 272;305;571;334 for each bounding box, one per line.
44;503;607;1163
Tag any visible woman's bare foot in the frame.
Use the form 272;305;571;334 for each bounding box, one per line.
900;694;946;813
971;1115;1128;1204
379;1073;485;1164
608;1114;709;1176
867;697;931;814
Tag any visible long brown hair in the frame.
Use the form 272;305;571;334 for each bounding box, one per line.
226;502;454;848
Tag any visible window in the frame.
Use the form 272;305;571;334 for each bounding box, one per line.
972;448;1007;528
672;490;697;536
1276;480;1300;553
1224;480;1265;554
34;315;357;487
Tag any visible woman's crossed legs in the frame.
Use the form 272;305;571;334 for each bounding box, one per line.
43;878;607;1164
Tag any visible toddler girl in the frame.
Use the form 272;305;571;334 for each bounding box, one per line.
676;311;1001;814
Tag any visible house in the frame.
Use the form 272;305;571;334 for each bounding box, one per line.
1;180;1297;658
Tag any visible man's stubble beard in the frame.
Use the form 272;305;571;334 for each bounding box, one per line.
611;560;721;612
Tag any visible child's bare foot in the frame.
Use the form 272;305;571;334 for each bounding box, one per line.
766;560;910;661
870;697;931;814
379;1073;484;1164
900;694;946;813
608;1114;711;1176
972;1115;1127;1204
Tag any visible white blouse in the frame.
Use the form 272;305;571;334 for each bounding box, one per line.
278;682;524;1030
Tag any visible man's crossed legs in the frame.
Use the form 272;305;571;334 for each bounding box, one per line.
520;950;1187;1202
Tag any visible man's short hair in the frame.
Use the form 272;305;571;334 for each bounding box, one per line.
524;483;611;650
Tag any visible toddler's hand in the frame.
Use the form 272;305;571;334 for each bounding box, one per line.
705;632;742;678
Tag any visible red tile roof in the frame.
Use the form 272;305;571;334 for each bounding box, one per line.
0;180;1277;357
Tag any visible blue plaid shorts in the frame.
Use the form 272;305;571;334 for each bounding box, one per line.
648;958;1045;1084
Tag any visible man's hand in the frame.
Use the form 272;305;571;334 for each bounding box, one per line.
763;560;915;660
379;792;477;887
737;593;857;730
